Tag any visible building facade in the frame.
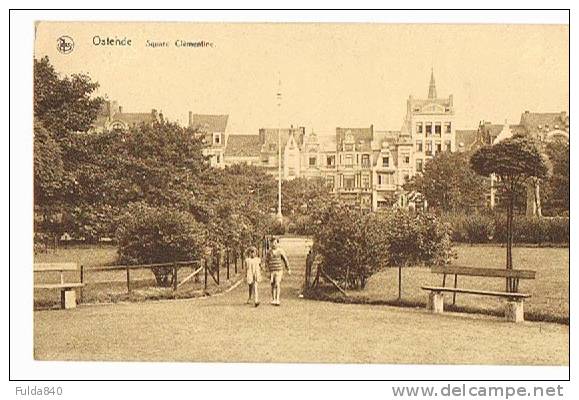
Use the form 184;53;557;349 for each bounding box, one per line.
221;71;459;211
188;112;229;168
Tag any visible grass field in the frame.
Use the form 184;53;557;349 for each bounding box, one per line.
34;243;569;323
34;239;568;364
311;245;569;324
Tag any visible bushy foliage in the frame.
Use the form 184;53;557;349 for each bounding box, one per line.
314;204;389;289
443;213;569;245
314;206;454;290
542;138;569;216
116;203;206;286
382;210;454;269
404;151;487;212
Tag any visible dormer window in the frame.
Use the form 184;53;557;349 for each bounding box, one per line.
382;156;389;168
213;133;221;145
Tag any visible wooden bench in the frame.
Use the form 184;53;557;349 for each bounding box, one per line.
421;266;536;322
34;263;84;309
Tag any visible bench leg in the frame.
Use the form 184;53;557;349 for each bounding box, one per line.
505;299;524;323
60;289;77;310
427;291;444;314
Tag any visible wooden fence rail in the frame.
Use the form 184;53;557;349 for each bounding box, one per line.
75;246;253;301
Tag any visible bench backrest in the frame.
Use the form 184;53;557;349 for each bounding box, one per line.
34;262;79;272
431;266;536;279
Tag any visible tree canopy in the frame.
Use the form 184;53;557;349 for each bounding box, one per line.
404;151;487;212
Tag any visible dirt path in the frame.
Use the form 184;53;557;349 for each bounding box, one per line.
34;239;568;365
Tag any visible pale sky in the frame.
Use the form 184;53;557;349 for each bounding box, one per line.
35;22;569;134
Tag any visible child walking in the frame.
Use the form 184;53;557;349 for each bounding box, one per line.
245;246;262;307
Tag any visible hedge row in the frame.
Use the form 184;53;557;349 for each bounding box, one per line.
443;213;569;245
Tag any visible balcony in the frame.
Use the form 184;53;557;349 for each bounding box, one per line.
338;187;372;193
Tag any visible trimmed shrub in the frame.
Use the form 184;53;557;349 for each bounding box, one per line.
116;202;206;286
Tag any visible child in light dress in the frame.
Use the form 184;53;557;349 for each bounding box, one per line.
245;246;262;307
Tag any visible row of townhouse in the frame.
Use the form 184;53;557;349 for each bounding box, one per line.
197;71;460;211
92;71;568;212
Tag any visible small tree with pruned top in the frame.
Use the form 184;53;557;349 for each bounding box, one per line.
470;135;551;276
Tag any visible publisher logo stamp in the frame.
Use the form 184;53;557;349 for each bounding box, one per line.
57;36;74;54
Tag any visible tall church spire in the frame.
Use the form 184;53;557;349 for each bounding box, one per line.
428;68;437;99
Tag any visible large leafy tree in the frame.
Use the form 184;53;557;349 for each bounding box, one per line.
542;138;569;216
34;57;104;243
34;56;103;136
470;135;551;276
404;151;487;212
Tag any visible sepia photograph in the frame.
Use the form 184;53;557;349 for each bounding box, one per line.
27;17;569;370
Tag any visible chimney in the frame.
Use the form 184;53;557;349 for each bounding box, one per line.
189;111;193;127
118;106;123;114
159;111;164;123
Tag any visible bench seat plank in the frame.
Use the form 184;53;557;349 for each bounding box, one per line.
421;286;530;298
34;283;85;289
430;266;536;279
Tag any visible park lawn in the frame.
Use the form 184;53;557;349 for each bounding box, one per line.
34;269;569;365
318;245;569;324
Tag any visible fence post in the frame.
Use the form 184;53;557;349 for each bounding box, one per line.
204;258;208;291
216;250;220;285
225;248;229;280
126;266;131;294
226;249;230;280
79;264;84;303
234;249;238;274
173;262;178;292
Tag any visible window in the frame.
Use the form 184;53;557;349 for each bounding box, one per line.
361;175;370;188
425;141;433;156
361;154;370;167
435;122;442;135
378;173;394;186
216;154;221;164
416;123;423;134
416;159;423;172
309;156;316;167
425;123;432;135
444;122;452;134
327;155;336;167
343;176;355;189
416;140;423;152
213;133;221;144
445;140;452;152
326;176;335;189
404;155;410;164
382;156;389;168
345;155;353;167
436;142;442;153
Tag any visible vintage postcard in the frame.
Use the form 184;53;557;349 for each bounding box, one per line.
32;21;569;367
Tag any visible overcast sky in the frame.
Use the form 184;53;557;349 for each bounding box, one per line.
35;22;569;134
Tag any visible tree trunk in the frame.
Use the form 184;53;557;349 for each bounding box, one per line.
506;186;514;292
398;266;402;300
507;188;514;270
